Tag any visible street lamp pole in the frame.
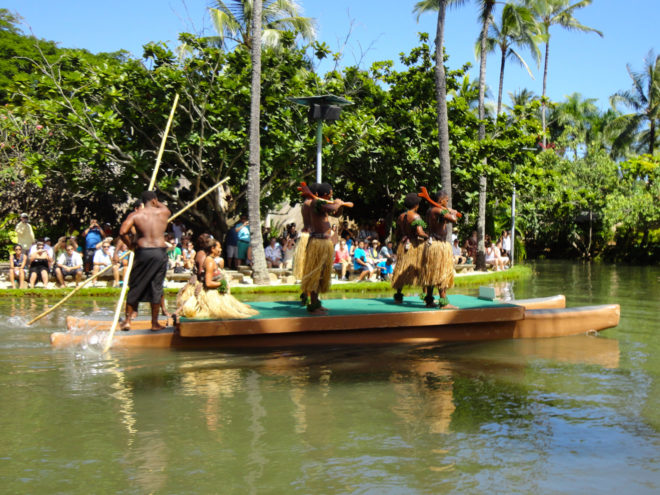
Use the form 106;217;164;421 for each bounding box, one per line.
288;95;353;184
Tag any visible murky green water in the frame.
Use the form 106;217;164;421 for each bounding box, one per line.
1;261;658;494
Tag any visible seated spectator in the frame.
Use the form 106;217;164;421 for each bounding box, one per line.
379;241;394;260
485;236;507;271
28;240;52;288
352;240;374;282
9;244;27;289
93;241;120;286
281;237;295;270
376;256;395;281
264;237;283;268
54;243;83;287
464;230;477;263
286;223;299;241
367;239;383;265
496;237;510;267
453;239;466;264
112;238;130;277
333;239;351;280
165;233;183;272
181;238;196;272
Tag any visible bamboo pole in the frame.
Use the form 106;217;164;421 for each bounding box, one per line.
103;94;180;352
26;252;129;326
27;176;228;327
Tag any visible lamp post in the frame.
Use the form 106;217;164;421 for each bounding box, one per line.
288;95;353;183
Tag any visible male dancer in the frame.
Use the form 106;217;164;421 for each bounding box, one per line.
391;193;428;303
119;191;170;331
293;182;318;305
421;190;459;308
300;182;352;313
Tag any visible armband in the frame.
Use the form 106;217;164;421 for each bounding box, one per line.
217;279;228;294
411;218;428;229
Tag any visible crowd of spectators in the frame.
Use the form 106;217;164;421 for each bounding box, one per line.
5;211;512;289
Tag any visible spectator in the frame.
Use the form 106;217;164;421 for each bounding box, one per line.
225;218;240;270
28;240;52;288
376;257;395;281
264;237;283;268
82;218;106;275
453;239;466;264
112;238;130;277
93;240;120;286
379;240;394;260
102;222;113;238
236;215;251;266
15;213;35;251
171;219;186;247
54;243;83;287
485;235;507;271
286;223;299;241
367;239;383;265
352;239;374;282
181;238;196;272
165;233;183;271
281;236;295;269
464;230;477;263
9;244;27;289
333;238;351;280
501;230;511;259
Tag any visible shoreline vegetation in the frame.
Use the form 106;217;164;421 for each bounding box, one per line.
0;265;531;298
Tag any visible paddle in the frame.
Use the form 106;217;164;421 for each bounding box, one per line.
297;181;354;208
417;186;462;218
27;177;229;327
103;94;180;352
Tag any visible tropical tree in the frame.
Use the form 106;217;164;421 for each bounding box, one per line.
549;92;600;159
208;0;315;49
523;0;602;146
480;2;541;115
413;0;467;237
609;50;660;157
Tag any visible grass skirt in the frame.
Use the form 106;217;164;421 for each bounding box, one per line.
391;240;425;290
420;240;455;289
300;237;334;294
176;275;258;319
292;232;309;281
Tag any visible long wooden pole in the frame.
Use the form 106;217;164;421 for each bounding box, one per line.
104;94;180;352
26;252;129;326
27;176;228;327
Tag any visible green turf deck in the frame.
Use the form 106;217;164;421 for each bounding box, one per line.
180;295;518;322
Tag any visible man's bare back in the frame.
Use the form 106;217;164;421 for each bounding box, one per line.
120;199;170;249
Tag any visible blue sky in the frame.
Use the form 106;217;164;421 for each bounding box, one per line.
4;0;658;111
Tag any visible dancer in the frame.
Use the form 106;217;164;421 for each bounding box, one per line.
420;190;459;309
299;182;353;313
391;193;428;303
292;182;318;305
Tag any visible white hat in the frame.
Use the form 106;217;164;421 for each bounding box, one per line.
20;213;28;218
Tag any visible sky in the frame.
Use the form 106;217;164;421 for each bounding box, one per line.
4;0;659;111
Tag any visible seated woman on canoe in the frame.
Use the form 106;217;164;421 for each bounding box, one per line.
176;237;258;319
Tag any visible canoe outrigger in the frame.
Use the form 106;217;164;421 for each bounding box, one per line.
50;294;620;350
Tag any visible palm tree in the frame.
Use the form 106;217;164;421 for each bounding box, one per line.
414;0;468;233
473;0;496;270
609;51;660;156
523;0;602;146
480;3;541;115
550;92;599;158
209;0;315;49
208;0;315;283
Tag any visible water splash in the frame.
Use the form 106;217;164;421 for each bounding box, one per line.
7;316;29;327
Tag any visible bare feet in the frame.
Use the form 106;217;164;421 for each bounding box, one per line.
308;306;328;314
150;322;167;331
119;320;131;331
440;304;458;310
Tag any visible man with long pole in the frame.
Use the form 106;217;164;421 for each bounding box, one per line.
118;191;170;331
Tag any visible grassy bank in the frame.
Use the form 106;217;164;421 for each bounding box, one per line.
0;265;531;298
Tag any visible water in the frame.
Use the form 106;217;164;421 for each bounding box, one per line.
0;261;658;494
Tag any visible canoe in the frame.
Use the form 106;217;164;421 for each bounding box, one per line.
50;294;619;350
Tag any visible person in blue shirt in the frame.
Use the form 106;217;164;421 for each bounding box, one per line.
82;218;106;275
352;239;374;282
376;256;395;281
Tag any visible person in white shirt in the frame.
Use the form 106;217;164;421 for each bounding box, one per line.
54;244;84;287
15;213;35;251
92;241;120;286
264;237;283;268
501;230;511;258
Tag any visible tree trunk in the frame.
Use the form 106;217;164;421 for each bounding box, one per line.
247;0;269;285
497;47;506;116
434;1;453;242
475;3;493;271
541;41;549;147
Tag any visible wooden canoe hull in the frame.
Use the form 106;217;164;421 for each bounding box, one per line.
51;296;619;350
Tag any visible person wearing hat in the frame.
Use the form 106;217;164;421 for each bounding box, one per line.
15;213;35;251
